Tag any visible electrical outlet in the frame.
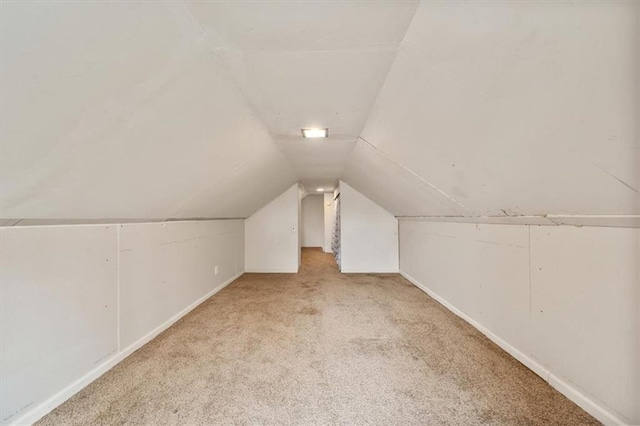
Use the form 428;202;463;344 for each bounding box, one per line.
214;266;219;275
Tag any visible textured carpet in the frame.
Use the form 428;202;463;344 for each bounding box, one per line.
38;248;598;425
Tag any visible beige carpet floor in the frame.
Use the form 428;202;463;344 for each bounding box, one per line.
39;248;598;425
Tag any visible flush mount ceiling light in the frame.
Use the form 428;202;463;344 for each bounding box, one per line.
301;128;328;138
316;188;323;192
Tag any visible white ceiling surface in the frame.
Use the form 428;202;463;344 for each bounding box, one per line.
1;1;301;220
2;0;638;223
0;0;419;220
345;0;639;218
185;0;419;191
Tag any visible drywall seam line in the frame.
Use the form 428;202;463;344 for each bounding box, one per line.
528;225;532;318
116;225;121;352
635;2;640;419
591;162;639;194
397;221;401;272
636;4;639;419
356;136;473;215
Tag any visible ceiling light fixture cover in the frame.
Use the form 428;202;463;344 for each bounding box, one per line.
302;128;328;138
316;188;323;192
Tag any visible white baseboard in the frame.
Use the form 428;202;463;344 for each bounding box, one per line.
9;272;243;426
399;270;629;426
244;267;298;273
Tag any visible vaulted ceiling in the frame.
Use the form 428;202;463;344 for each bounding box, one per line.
185;1;418;192
1;1;638;223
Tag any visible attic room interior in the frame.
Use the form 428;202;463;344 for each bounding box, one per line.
0;0;638;425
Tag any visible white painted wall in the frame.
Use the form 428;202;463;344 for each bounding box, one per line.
118;220;244;349
0;220;244;425
298;185;303;267
301;195;324;247
245;184;300;273
399;220;639;425
340;182;398;273
323;193;335;253
1;225;118;425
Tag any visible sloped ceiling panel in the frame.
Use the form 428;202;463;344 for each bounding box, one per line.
221;49;400;138
274;136;357;192
342;140;469;217
346;0;639;218
168;145;297;219
185;1;418;53
220;48;397;191
0;2;296;220
186;0;419;191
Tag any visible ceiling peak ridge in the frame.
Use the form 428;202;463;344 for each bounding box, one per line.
231;44;403;55
353;0;422;140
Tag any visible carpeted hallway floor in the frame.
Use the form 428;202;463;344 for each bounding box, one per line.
39;248;598;425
